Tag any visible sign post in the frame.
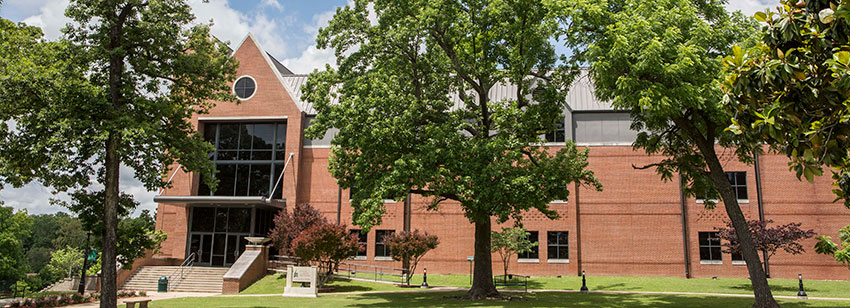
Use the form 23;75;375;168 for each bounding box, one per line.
283;265;318;298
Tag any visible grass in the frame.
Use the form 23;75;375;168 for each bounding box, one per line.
241;273;850;299
401;274;850;299
239;273;402;294
138;291;850;308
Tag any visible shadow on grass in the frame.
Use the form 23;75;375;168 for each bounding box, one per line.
593;283;641;291
322;278;375;293
730;283;813;294
337;292;848;308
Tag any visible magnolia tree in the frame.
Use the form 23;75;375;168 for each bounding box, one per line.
491;227;536;278
717;220;816;274
291;223;360;286
269;203;327;256
815;226;850;274
384;230;439;285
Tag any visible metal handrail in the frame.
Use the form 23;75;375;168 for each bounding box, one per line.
336;261;406;283
166;252;196;291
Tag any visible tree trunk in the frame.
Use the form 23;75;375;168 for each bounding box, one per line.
468;219;498;299
100;134;120;308
702;148;779;308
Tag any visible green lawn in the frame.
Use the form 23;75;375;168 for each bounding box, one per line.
239;273;402;294
142;292;850;308
241;273;850;299
402;274;850;299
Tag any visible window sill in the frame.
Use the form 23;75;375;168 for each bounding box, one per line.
350;256;367;261
550;200;568;204
732;260;746;266
699;260;723;265
542;142;567;146
383;199;397;204
517;259;539;264
374;256;393;261
547;259;570;264
696;199;749;204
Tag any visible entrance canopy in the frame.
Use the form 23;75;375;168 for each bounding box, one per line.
153;195;286;208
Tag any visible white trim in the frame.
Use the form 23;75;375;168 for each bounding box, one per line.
542;142;567;147
732;260;746;266
696;199;749;204
233;75;258;101
550;200;568;204
304;145;332;149
517;258;539;264
374;256;393;261
547;259;570;264
198;116;288;121
350;256;367;261
700;260;723;265
575;142;634;146
383;199;397;204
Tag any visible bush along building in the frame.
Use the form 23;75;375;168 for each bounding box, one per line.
143;34;849;292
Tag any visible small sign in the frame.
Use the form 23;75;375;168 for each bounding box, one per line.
283;265;318;298
292;267;315;283
87;250;98;261
467;256;474;262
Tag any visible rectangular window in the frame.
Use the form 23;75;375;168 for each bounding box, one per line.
374;230;394;258
547;231;569;260
696;172;748;201
730;250;744;263
545;117;567;143
699;232;722;263
518;231;539;260
198;122;286;199
350;229;367;258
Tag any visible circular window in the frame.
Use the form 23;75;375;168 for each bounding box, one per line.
234;76;256;100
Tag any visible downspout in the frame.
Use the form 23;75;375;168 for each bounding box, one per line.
753;151;769;277
575;182;583;276
678;174;691;278
337;186;342;225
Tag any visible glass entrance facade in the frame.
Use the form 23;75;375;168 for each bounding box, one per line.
188;206;277;267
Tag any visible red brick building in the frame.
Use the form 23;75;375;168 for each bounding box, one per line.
153;33;850;281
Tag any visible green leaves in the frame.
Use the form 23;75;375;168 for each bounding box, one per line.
815;225;850;272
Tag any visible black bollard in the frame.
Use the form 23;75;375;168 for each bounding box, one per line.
421;268;429;288
580;270;589;294
797;273;807;298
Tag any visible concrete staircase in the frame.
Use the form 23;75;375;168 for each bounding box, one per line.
120;266;228;293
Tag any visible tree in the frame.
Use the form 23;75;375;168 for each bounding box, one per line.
717;219;816;274
562;0;779;306
0;2;237;306
56;191;167;269
290;223;360;286
384;230;439;285
42;246;84;281
0;205;32;283
491;227;536;278
722;0;850;275
269;203;327;256
723;0;850;206
303;0;601;299
815;225;850;274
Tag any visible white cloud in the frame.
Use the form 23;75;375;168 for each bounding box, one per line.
261;0;283;11
725;0;777;17
20;0;71;40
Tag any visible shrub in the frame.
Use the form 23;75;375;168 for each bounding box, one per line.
291;223;360;286
268;203;327;256
384;230;439;285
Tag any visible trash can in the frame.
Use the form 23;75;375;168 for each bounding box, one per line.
158;276;168;292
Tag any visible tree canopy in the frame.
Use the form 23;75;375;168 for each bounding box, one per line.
0;1;237;306
562;0;779;306
724;0;850;205
0;205;32;283
304;0;600;298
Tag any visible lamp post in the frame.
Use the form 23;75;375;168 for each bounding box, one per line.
580;270;589;294
797;273;807;298
421;268;429;288
77;231;92;294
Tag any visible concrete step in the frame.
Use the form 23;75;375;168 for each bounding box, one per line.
120;266;227;293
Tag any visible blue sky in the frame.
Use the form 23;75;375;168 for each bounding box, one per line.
0;0;776;215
